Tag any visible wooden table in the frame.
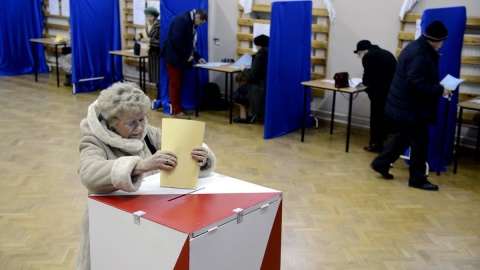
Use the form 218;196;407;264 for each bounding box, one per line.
30;38;67;87
300;80;365;152
453;96;480;173
109;50;148;92
195;64;241;123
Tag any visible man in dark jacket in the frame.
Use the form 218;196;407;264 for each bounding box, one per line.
370;20;452;191
354;40;397;152
161;9;208;119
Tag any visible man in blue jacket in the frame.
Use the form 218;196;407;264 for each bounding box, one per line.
161;9;208;119
370;20;452;191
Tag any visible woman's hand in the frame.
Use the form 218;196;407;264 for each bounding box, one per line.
191;146;209;166
140;37;151;43
133;150;177;175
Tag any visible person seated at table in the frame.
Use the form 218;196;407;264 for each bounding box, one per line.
75;82;217;270
57;34;72;87
232;34;269;124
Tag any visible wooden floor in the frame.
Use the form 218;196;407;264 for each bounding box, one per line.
0;73;479;270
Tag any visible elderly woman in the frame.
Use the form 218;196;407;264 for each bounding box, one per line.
75;82;217;270
136;6;161;86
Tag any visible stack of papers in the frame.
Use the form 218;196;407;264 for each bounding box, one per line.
440;74;465;90
440;74;465;98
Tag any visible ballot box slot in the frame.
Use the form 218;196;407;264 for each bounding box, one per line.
167;187;205;201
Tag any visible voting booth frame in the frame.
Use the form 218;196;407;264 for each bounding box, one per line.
88;173;282;270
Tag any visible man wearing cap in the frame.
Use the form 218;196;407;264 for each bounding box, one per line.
161;9;208;119
232;34;269;123
354;40;397;152
370;20;452;191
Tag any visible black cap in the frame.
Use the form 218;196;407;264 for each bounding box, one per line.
354;40;372;54
253;35;269;47
423;20;448;41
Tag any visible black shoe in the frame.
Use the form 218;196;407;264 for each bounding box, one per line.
364;144;383;153
370;162;394;179
64;74;72;87
408;181;439;191
233;116;253;124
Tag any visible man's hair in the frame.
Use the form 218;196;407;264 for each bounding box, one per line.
195;9;208;21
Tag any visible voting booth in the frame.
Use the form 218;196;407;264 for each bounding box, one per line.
88;173;282;270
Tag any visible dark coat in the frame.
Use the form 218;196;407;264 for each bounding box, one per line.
147;19;160;84
242;47;269;115
362;45;397;103
161;11;201;69
362;45;397;143
385;36;445;125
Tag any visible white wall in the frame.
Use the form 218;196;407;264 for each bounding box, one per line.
206;0;480;145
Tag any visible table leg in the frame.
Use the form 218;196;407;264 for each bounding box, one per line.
55;44;60;87
229;73;234;124
32;42;38;82
330;91;337;134
111;54;115;83
301;85;307;142
195;68;199;117
453;107;463;174
138;58;143;92
476;120;480;161
142;58;146;93
345;93;354;153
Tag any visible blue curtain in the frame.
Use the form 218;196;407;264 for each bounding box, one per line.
264;0;312;139
155;0;209;113
0;0;48;76
70;0;122;94
422;7;466;172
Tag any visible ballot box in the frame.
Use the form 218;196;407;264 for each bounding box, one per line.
88;173;282;270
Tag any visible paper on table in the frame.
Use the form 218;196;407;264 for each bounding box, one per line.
54;34;69;42
196;62;229;67
471;100;480;104
160;119;205;189
440;74;465;90
349;77;363;88
232;52;252;67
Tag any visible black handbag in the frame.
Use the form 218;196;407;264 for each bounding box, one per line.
133;42;141;55
333;72;349;88
133;34;142;55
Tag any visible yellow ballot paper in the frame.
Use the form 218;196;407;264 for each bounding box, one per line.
160;119;205;189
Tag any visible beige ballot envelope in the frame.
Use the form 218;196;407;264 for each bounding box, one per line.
160;119;205;189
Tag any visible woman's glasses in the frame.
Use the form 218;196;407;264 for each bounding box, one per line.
122;115;148;130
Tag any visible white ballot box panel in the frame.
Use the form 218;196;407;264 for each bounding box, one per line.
190;199;282;270
89;199;189;270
